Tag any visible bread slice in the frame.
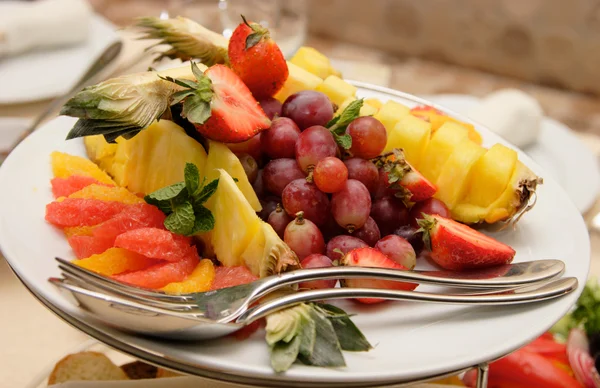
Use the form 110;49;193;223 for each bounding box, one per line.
48;351;129;385
120;361;158;380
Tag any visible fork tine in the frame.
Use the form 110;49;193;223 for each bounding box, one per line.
55;257;195;302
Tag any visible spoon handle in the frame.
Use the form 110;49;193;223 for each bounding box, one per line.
237;277;578;324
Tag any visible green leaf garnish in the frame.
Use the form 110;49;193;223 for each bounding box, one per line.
552;278;600;340
241;15;269;50
270;335;302;373
144;162;219;236
315;304;372;352
326;99;364;150
299;307;345;367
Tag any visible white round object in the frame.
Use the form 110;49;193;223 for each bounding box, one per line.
467;89;543;148
0;84;589;387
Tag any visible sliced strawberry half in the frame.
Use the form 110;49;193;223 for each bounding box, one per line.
375;149;437;202
341;247;417;304
418;214;516;271
161;63;270;143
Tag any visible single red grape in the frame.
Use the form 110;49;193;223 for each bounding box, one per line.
295;125;338;173
375;235;416;269
258;96;283;120
298;254;337;290
393;225;424;255
346;117;387;159
237;153;258;184
331;179;372;232
258;196;279;221
263;158;305;196
349;216;380;246
227;133;262;162
326;235;368;262
409;198;451;228
253;169;266;198
261;117;301;159
282;179;330;226
282;91;334;130
284;212;325;259
267;203;293;239
344;158;379;193
313;157;348;193
370;196;410;236
373;167;395;199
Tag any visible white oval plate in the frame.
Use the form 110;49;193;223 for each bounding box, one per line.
0;83;590;387
0;15;119;105
422;94;600;214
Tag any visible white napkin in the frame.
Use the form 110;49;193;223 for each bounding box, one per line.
51;376;462;388
0;0;92;58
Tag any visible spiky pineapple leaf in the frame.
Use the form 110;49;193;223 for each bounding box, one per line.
136;16;229;65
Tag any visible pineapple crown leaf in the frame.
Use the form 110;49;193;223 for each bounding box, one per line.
241;14;269;50
135;16;229;65
158;62;214;125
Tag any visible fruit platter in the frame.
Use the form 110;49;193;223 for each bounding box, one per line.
0;16;591;387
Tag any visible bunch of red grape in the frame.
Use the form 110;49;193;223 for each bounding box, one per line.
233;91;451;290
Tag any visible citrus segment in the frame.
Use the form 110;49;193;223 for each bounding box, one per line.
46;198;129;227
51;176;112;198
114;227;192;262
161;259;215;294
63;226;95;238
51;151;115;184
113;249;199;289
73;247;158;276
92;203;166;243
210;266;258;290
68;184;144;204
67;235;114;259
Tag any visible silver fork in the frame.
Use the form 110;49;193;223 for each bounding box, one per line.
53;257;565;320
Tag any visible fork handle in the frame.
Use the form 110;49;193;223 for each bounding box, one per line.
236;277;578;324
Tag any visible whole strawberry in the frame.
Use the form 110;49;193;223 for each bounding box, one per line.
228;16;289;98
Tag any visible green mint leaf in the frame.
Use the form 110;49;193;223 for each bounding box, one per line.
191;205;215;234
270;335;301;373
184;163;200;196
144;182;187;214
315;304;372;352
336;99;364;128
298;307;345;367
164;201;195;235
333;133;352;150
325;115;340;128
193;178;219;206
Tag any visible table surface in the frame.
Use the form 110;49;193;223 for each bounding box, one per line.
1;12;600;388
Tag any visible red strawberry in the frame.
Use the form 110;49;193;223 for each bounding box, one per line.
228;16;289;98
377;149;437;202
418;214;516;271
161;63;270;143
341;247;417;304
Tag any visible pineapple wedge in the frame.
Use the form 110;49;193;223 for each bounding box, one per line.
365;98;383;110
206;169;298;276
85;120;208;195
434;139;486;209
315;75;357;106
419;122;469;182
463;144;518;208
290;46;341;79
373;100;411;133
336;97;378;117
453;161;540;224
204;140;261;212
384;114;431;166
274;62;323;103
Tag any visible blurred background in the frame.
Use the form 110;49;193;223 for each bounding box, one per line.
1;0;600;386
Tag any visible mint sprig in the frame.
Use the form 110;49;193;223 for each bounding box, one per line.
326;99;364;150
144;162;218;236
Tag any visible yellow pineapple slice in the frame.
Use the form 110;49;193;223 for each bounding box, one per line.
419;122;469;182
290;46;341;79
205;170;298;277
463;144;518;207
161;259;215;294
434;139;486;209
384;114;431;166
84;135;118;172
204;140;261;212
365;98;383;110
335;97;379;118
51;151;115;185
274;62;322;103
68;184;144;204
109;120;207;195
373;100;411;133
315;75;357;106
